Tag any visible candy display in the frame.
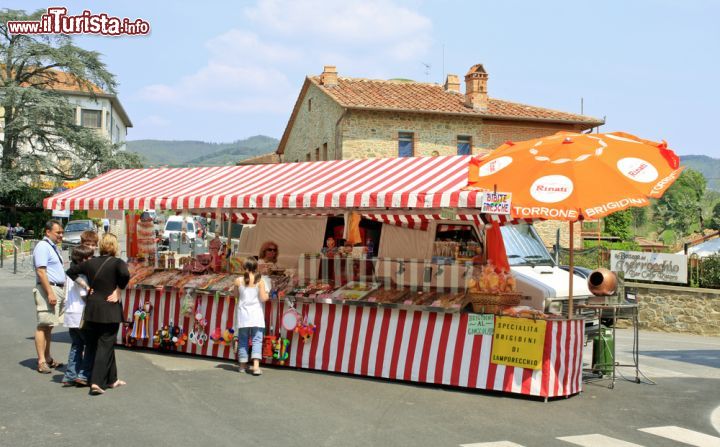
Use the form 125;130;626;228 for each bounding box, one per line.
128;265;155;287
403;289;438;306
430;291;467;309
137;270;182;287
366;287;408;304
331;281;378;301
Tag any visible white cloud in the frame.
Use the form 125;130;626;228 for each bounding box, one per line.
136;0;434;116
244;0;432;60
136;29;295;113
205;29;302;64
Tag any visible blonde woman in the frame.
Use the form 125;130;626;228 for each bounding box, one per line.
66;233;130;395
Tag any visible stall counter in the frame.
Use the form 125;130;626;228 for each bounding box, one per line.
119;288;584;398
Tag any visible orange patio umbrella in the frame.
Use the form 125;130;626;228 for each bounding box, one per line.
467;131;684;317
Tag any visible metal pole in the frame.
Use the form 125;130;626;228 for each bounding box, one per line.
568;221;574;318
1;241;4;268
13;242;17;274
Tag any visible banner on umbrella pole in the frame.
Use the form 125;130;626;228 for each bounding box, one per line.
481;192;512;215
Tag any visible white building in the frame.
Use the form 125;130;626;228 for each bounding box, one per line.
0;70;132;187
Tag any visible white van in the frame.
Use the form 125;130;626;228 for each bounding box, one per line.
162;215;197;243
232;215;597;324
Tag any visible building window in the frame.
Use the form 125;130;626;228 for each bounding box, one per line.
306;152;311;162
457;135;472;155
308;99;312;112
322;143;328;161
398;132;414;157
315;147;320;160
80;109;102;128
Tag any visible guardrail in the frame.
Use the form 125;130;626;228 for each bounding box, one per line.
0;237;38;274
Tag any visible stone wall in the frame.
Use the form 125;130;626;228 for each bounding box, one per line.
282;83;344;163
534;220;582;249
339;110;585;159
625;281;720;336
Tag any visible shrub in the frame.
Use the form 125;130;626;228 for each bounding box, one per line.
698;255;720;289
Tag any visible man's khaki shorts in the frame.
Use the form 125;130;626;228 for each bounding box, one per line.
33;285;65;328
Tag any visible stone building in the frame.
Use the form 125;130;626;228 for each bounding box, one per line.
277;64;603;162
276;64;604;247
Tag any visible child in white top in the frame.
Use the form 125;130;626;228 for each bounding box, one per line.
62;244;94;386
234;258;269;375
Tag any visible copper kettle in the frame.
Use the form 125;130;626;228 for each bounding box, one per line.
587;268;617;296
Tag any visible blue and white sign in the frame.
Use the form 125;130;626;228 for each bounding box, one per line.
51;209;71;218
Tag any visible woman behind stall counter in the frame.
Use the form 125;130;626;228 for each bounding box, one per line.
258;240;280;269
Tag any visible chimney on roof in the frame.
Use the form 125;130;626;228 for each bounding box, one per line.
444;74;460;93
320;65;338;87
464;64;488;111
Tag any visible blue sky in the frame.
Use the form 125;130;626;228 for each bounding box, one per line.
7;1;720;157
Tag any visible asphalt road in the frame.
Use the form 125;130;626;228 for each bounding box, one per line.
1;265;718;447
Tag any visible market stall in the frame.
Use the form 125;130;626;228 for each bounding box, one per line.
45;155;583;398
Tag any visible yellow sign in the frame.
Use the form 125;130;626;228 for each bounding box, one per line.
490;316;547;370
87;210;105;219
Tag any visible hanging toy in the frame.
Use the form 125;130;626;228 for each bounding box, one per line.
188;302;208;346
170;325;186;349
295;318;316;343
130;301;153;340
221;328;236;346
262;335;277;359
272;337;290;365
180;291;194;316
209;327;223;343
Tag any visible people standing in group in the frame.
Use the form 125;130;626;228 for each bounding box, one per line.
234;258;269;376
66;233;129;395
32;220;66;374
61;244;95;387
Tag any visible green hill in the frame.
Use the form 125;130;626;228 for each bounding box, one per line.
681;155;720;191
126;135;278;167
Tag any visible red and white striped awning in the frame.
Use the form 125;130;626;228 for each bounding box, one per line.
44;156;484;212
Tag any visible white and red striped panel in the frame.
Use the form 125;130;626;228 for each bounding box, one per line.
119;289;237;360
265;300;583;397
45;156;484;212
119;289;583;398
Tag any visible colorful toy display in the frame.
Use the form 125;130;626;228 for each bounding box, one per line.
295;319;316;343
273;337;290;365
153;322;185;350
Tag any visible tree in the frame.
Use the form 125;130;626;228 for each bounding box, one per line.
653;169;707;238
604;209;633;241
709;202;720;231
0;9;141;208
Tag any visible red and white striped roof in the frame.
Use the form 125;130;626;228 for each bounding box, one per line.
44;156;484;212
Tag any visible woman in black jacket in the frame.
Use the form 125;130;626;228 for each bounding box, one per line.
67;233;130;395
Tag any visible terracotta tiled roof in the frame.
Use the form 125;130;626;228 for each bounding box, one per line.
309;76;603;124
236;152;280;165
16;69;106;94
